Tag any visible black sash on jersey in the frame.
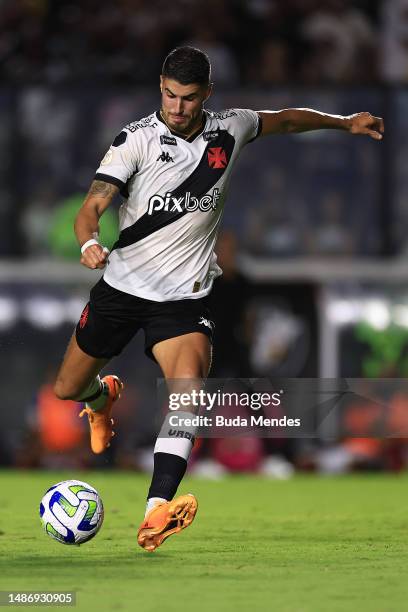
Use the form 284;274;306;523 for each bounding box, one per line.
111;130;236;251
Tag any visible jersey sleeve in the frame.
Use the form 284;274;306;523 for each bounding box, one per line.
229;109;262;145
94;128;139;189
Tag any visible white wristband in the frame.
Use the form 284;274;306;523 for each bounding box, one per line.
80;238;100;254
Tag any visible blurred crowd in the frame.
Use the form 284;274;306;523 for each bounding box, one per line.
1;0;407;86
1;0;407;260
10;373;408;477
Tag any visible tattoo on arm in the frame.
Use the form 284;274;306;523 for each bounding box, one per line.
88;180;115;198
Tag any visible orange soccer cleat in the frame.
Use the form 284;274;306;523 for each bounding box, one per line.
137;494;198;552
79;375;123;454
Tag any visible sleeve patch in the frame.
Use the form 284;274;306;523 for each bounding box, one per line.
100;150;113;165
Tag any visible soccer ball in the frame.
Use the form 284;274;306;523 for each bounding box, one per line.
39;479;104;545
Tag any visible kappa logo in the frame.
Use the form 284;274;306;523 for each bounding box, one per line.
208;147;228;169
157;151;174;163
198;316;214;330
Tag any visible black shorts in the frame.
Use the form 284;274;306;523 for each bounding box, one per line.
75;277;215;361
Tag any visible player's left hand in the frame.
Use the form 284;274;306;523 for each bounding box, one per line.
347;112;384;140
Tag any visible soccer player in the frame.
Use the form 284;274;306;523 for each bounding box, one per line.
54;46;384;552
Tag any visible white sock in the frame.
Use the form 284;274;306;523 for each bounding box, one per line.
154;411;197;459
145;412;198;511
86;381;109;412
76;376;109;412
145;497;167;518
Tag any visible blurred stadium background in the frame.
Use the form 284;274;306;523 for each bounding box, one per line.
1;0;408;475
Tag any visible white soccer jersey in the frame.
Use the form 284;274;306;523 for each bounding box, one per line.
95;108;261;302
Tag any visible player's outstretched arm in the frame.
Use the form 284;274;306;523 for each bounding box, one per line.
75;180;119;270
258;109;384;140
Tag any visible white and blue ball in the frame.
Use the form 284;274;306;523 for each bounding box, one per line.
39;479;104;545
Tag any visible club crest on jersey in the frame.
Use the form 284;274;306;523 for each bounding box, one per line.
148;188;221;215
208;147;228;169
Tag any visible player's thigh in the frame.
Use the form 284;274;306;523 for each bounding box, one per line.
54;332;109;400
153;333;212;413
152;332;212;380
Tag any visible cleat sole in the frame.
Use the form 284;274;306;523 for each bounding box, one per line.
137;494;198;552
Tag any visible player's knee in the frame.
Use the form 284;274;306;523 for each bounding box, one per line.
166;367;208;382
183;368;205;380
176;360;209;380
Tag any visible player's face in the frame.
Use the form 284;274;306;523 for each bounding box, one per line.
160;77;212;135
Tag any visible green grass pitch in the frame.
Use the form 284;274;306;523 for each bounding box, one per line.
1;470;407;612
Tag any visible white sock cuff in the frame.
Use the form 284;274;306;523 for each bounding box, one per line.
145;497;167;518
154;411;197;460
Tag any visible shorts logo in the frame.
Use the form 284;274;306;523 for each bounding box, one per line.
147;188;220;215
160;135;177;146
79;304;90;329
208;147;228;169
198;316;214;331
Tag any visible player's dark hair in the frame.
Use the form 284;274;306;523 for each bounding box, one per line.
162;46;211;86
